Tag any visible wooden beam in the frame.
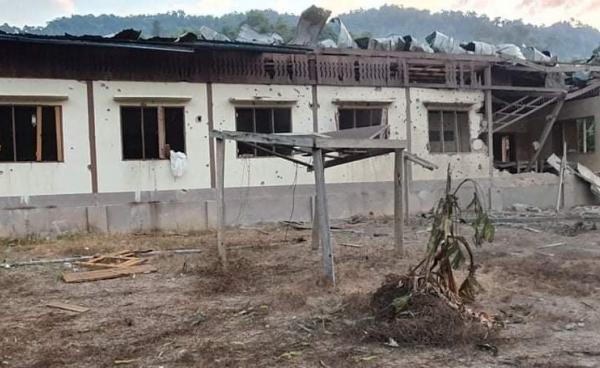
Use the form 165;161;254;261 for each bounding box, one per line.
62;264;157;283
207;83;216;188
527;95;566;171
211;130;315;148
565;80;600;101
245;142;313;168
311;196;320;250
485;66;494;210
308;150;391;171
403;152;437;170
314;137;406;150
55;106;63;162
492;96;558;133
86;81;98;193
313;148;335;286
394;149;404;255
35;106;42;161
157;106;166;159
215;137;228;270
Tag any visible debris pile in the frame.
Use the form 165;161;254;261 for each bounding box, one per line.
61;250;157;283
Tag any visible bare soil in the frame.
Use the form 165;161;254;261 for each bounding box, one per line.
1;217;600;367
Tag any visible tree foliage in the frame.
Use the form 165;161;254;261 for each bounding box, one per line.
4;5;600;60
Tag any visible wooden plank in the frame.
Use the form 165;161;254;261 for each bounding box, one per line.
54;106;63;161
157;106;166;159
215;137;228;270
403;152;437;170
46;302;90;313
314;137;406;150
394;149;404;255
313;148;335;286
62;264;157;283
35;106;42;161
210;130;315;148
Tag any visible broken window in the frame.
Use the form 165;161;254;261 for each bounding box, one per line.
562;117;595;154
338;108;384;130
120;106;185;160
235;107;292;157
0;105;63;162
427;110;471;153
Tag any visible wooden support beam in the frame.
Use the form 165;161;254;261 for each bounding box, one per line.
311;196;320;250
86;81;99;193
403;153;410;222
157;106;166;159
527;95;566;171
35;106;42;161
245;142;313;169
313;148;335;286
394;149;404;255
215;137;228;270
485;66;494;210
55;106;63;162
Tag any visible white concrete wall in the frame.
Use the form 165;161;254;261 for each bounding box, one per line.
0;78;91;197
409;88;488;180
559;96;600;171
93;81;211;193
212;83;317;188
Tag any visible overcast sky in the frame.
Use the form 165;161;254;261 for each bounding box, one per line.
1;0;600;29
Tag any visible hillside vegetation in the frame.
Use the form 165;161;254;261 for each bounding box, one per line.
1;5;598;61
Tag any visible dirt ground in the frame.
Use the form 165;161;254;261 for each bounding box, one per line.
1;215;600;368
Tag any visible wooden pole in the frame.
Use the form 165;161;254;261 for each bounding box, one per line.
527;95;566;171
311;196;320;250
484;66;494;210
215;137;228;270
403;153;409;223
556;139;567;212
313;148;335;286
394;149;404;255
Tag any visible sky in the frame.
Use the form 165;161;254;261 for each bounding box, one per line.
1;0;600;29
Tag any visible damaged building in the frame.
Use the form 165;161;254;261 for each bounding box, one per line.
1;21;600;237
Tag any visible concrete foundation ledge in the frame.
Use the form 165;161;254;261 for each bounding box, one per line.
0;175;593;238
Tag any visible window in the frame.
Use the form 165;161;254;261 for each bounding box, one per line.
0;105;63;162
338;108;384;130
563;117;595;154
120;106;185;160
427;110;471;153
235;107;292;157
577;117;595;153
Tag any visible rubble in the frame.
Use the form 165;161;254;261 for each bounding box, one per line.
236;24;284;45
426;31;464;54
329;18;357;48
198;25;230;42
290;6;331;47
403;35;434;53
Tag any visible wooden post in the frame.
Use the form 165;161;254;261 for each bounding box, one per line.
35;106;43;161
313;148;334;286
215;137;228;270
528;95;566;171
157;106;166;159
484;66;494;210
403;153;409;223
55;106;64;162
394;149;405;255
311;196;320;250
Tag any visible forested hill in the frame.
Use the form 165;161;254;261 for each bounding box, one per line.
1;5;599;61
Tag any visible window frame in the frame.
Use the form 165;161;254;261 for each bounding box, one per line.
119;104;187;161
0;103;64;163
234;106;293;158
576;116;595;154
426;108;471;154
336;106;388;131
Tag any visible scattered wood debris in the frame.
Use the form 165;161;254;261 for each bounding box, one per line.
46;302;90;313
339;242;363;248
75;250;146;269
62;264;157;283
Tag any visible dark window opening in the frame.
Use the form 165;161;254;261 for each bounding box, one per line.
235;107;292;157
427;110;470;153
338;108;384;130
121;106;186;160
0;105;62;162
